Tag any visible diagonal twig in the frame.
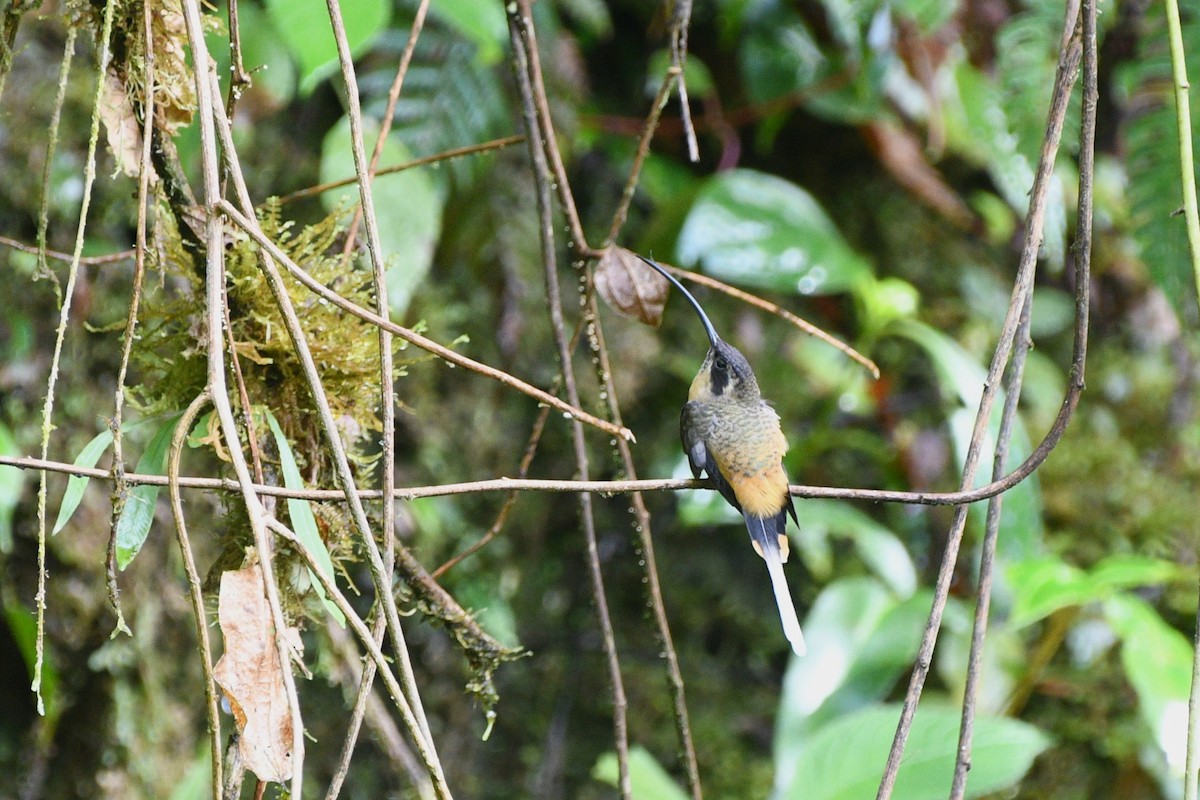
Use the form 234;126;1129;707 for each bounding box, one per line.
875;5;1086;797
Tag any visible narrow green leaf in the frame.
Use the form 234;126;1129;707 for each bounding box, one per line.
592;745;690;800
782;704;1050;800
115;416;181;569
265;410;345;627
0;420;25;552
52;428;114;535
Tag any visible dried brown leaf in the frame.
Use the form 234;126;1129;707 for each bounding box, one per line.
213;563;303;785
100;72;146;179
595;246;670;326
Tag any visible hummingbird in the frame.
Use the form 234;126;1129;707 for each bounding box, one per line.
639;255;806;656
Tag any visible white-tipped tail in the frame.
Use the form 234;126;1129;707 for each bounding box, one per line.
762;545;806;656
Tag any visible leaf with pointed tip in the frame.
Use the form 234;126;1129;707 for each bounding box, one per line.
265;410;345;627
595;246;670;326
53;429;114;535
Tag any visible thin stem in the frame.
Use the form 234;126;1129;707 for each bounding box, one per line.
339;0;430;262
265;519;452;800
586;295;703;799
167;391;223;798
875;7;1085;797
1164;0;1200;308
217;199;632;441
509;4;630;794
179;0;306;792
949;290;1033;800
33;0;117;716
276;135;524;204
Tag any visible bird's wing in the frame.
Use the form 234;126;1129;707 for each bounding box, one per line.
745;511;806;657
679;403;708;479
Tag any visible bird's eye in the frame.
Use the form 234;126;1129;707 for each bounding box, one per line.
715;356;727;370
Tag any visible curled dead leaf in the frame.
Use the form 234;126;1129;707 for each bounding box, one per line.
213;563;303;785
595;246;670;326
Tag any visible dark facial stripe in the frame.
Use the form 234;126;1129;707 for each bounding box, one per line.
709;360;729;395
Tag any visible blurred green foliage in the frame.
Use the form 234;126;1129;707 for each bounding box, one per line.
1;0;1199;798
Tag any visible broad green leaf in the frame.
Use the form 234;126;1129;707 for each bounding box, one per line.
0;421;24;552
427;0;506;64
1008;554;1187;629
319;115;444;318
781;704;1050;800
592;745;689;800
1105;594;1191;774
1006;557;1091;629
265;410;345;627
52;428;113;535
116;415;181;569
207;2;296;108
798;500;917;597
265;0;390;95
676;169;871;295
775;580;932;793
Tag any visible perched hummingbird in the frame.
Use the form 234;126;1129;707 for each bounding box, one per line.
639;255;806;656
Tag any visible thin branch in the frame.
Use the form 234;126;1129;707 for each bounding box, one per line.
179;0;305;792
0;455;1081;508
106;0;160;639
33;0;117;716
659;262;880;378
509;3;630;794
1;235;132;265
216;198;633;441
339;0;431;261
167;391;223;798
875;6;1086;797
668;0;699;162
323;0;416;790
34;27;77;298
505;0;594;257
326;619;437;800
603;67;680;247
949;291;1033;800
207;26;446;780
276;136;524;204
586;294;703;798
265;519;453;800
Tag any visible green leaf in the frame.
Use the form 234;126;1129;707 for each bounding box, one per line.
592;745;689;800
797;501;917;597
890;320;1044;561
676;169;872;295
4;599;59;724
265;410;345;627
426;0;507;64
780;704;1050;800
775;579;932;792
319;115;444;318
52;428;114;535
944;61;1065;270
1105;594;1191;772
264;0;390;95
1118;2;1200;321
116;416;181;569
0;420;24;552
1008;554;1187;629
